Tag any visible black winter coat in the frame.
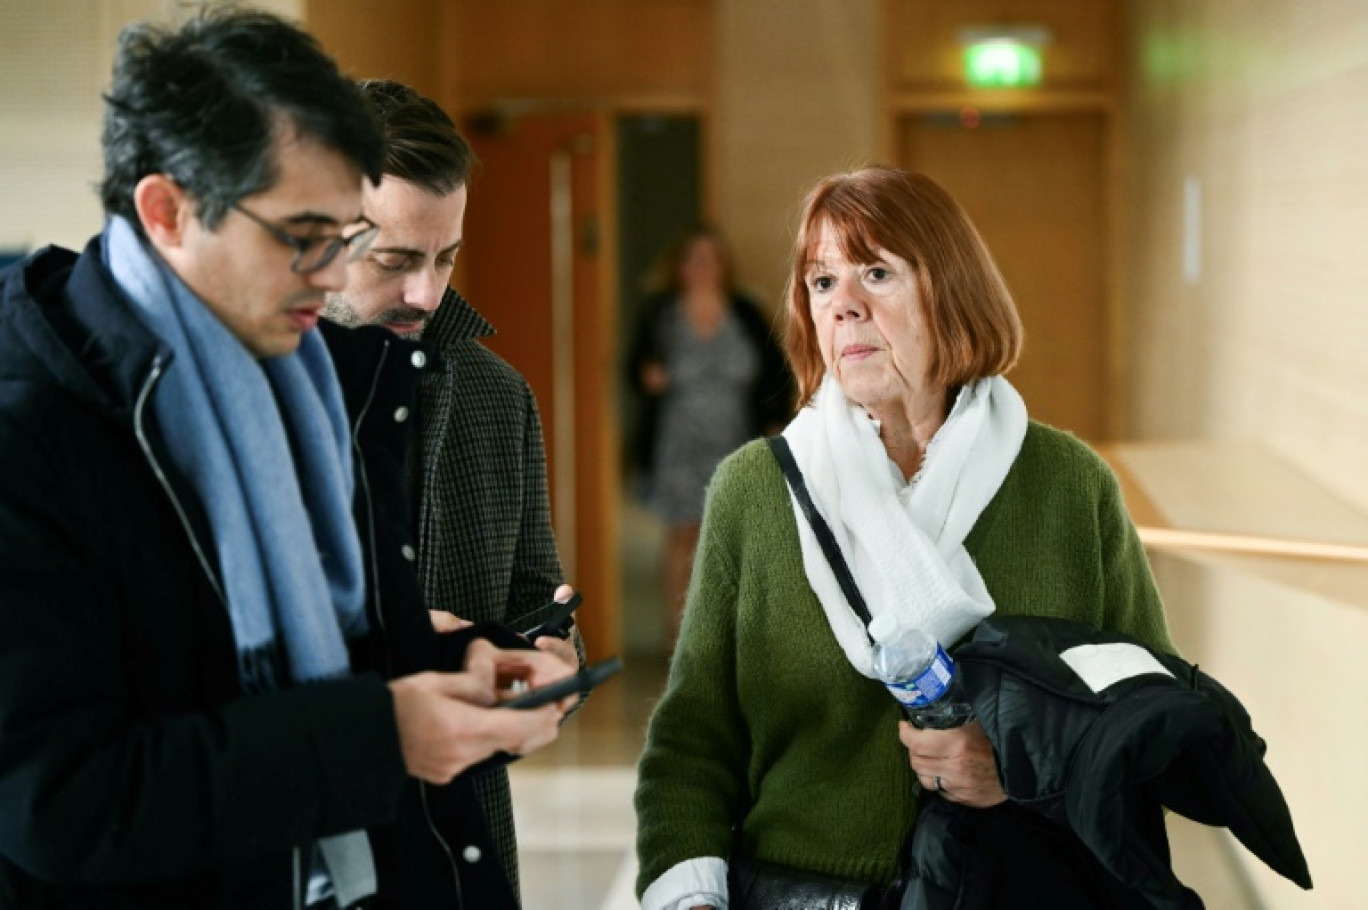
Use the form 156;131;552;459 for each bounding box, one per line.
0;239;514;909
901;616;1312;910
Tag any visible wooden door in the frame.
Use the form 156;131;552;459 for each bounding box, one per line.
460;110;618;659
900;112;1110;441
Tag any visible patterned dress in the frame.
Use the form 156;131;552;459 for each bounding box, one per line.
650;303;761;524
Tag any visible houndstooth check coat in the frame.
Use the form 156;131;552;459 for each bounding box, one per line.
416;289;583;903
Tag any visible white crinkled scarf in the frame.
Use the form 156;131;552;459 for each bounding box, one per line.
781;373;1028;677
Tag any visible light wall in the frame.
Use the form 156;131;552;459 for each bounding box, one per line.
1125;0;1368;511
1150;553;1363;908
1;0;132;252
0;0;302;253
1125;2;1368;906
714;0;881;311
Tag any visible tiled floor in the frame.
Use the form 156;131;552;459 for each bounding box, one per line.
508;497;1260;908
511;493;672;909
510;651;664;910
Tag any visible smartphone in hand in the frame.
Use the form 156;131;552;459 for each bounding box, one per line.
497;656;622;709
521;592;582;641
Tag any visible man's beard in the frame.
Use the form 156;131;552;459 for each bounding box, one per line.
322;296;429;340
376;307;429;340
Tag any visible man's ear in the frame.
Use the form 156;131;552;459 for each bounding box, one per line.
132;175;191;250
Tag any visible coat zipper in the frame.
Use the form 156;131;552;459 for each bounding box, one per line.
133;356;228;610
352;340;463;906
293;848;303;910
138;356;307;910
352;340;393;676
422;779;463;905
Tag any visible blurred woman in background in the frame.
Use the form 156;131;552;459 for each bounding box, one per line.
627;227;791;644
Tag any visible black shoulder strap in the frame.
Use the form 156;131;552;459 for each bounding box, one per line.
766;435;875;638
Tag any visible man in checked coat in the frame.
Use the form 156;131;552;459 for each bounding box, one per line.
323;79;584;905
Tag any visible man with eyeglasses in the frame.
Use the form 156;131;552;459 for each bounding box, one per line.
0;8;571;910
233;202;381;277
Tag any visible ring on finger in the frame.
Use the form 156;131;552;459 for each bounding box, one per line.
934;775;944;792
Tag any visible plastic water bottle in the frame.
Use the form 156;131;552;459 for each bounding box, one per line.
868;614;974;730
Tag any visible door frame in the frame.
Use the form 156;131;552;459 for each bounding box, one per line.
885;91;1127;440
445;95;712;658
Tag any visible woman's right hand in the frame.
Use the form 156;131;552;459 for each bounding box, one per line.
641;362;669;394
899;719;1007;808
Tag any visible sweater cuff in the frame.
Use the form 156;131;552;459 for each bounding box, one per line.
642;856;729;910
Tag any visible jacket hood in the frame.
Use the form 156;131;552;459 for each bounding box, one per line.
0;237;166;418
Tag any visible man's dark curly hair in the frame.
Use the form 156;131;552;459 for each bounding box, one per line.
359;79;477;196
100;6;385;232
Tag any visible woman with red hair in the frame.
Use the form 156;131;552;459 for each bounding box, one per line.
634;167;1176;909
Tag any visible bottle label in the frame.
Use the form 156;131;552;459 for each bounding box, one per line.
883;643;955;708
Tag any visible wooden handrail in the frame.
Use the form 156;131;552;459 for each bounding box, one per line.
1135;527;1368;563
1094;440;1368;611
1099;440;1368;565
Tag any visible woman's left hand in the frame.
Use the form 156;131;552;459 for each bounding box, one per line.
899;719;1007;808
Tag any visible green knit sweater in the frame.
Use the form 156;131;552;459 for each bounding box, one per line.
633;422;1176;896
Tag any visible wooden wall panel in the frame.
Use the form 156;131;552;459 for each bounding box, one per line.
442;0;711;102
888;0;1120;91
303;0;441;96
883;1;1123;438
901;112;1109;440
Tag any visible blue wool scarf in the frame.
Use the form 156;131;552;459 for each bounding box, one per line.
104;216;366;689
103;216;375;903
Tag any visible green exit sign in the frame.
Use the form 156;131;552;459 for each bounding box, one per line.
964;40;1043;88
959;26;1050;89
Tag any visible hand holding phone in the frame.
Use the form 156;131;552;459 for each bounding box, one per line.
498;656;622;709
521;592;582;641
389;669;563;783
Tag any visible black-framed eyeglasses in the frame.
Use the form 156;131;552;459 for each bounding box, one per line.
233;203;379;275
